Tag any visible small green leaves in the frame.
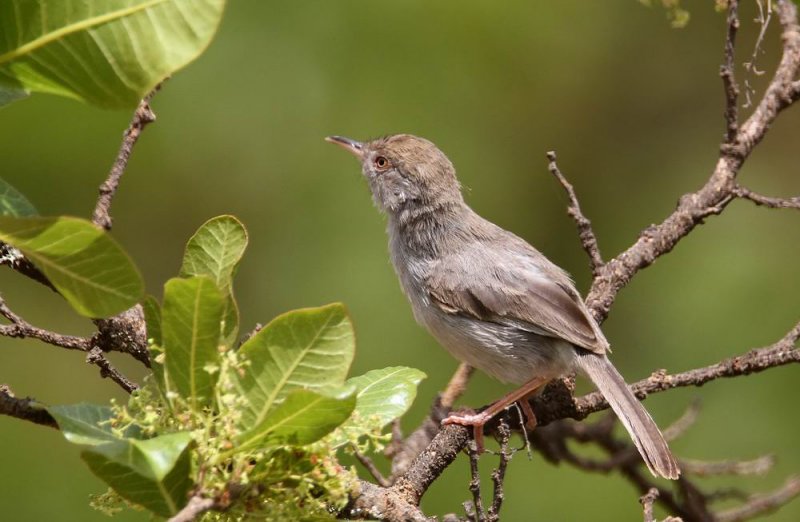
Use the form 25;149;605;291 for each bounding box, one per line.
82;433;194;517
237;388;356;452
236;304;355;429
162;276;224;410
0;216;143;317
0;178;37;216
0;0;228;108
180;215;248;345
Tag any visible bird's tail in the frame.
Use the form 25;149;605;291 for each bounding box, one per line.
576;352;680;479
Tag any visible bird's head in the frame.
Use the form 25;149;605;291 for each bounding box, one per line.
326;134;463;215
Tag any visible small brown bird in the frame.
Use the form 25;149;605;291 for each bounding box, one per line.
327;134;679;479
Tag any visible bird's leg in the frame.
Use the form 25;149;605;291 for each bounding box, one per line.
442;375;549;452
518;393;539;431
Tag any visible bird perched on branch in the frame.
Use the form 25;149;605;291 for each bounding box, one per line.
327;133;679;479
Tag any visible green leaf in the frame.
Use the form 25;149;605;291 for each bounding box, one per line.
48;403;118;446
162;276;224;410
327;367;426;447
235;304;355;430
237;388;356;452
0;0;227;109
142;295;167;393
0;177;37;216
179;215;248;345
0;216;143;317
82;432;193;517
180;215;248;292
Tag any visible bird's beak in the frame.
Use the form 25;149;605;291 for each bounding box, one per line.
325;135;364;159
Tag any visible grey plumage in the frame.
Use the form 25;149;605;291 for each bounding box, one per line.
328;133;680;480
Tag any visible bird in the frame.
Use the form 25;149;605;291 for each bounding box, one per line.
326;133;680;479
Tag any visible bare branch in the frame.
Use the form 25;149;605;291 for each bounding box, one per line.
92;86;161;230
0;385;58;428
640;488;660;522
662;399;701;442
86;347;139;393
486;420;511;522
721;0;740;142
586;0;800;322
0;296;91;351
680;455;774;477
355;447;391;488
734;185;800;209
466;442;486;522
389;364;474;479
546;151;604;275
167;495;217;522
716;476;800;522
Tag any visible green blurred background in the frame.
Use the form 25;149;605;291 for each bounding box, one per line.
1;1;798;520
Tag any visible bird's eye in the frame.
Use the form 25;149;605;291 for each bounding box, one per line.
374;156;389;170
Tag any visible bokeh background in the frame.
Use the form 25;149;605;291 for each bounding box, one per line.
1;1;798;520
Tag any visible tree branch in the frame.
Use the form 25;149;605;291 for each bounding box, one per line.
92;86;160;230
585;0;800;323
733;185;800;210
0;385;58;428
546;151;604;276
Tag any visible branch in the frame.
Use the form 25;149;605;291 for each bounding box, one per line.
0;243;56;292
716;476;800;522
0;297;91;351
86;347;139;394
532;319;800;425
0;385;57;428
721;0;740;143
92;86;160;230
388;363;474;479
733;185;800;210
546;151;604;275
167;495;217;522
640;488;660;522
585;0;800;322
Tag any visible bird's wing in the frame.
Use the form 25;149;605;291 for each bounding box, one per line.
426;249;608;354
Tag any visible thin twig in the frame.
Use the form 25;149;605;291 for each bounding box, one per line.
487;420;511;522
86;347;139;394
721;0;740;142
662;399;701;441
546;151;604;275
167;495;217;522
466;441;486;522
640;488;660;522
92;86;161;230
680;455;774;477
0;297;91;351
355;447;391;487
716;476;800;522
733;185;800;209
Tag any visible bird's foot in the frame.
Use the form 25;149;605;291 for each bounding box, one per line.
442;410;493;453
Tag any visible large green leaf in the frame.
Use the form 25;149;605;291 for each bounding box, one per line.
0;216;143;317
236;388;356;452
327;367;426;447
82;432;193;517
162;276;224;410
179;215;248;345
235;304;355;430
0;177;36;216
0;0;227;109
